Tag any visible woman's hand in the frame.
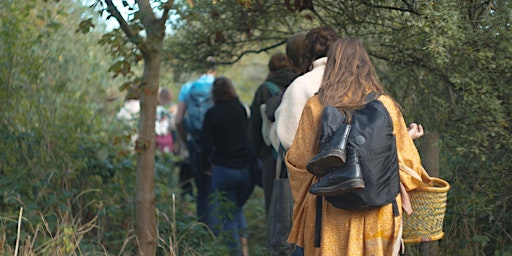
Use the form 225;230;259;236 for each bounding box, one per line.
408;123;424;140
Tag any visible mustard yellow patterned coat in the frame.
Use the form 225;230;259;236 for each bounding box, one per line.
286;95;431;256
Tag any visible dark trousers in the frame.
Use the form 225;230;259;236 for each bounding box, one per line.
178;160;194;198
188;139;211;224
209;165;251;255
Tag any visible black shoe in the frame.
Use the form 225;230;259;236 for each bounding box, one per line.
306;123;351;177
309;150;364;196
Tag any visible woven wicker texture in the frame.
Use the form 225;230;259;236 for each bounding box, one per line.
403;177;450;244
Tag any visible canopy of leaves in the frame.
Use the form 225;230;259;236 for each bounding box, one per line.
2;0;511;254
167;0;319;75
167;0;512;254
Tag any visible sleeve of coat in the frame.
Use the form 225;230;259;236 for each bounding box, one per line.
275;81;310;150
379;95;431;191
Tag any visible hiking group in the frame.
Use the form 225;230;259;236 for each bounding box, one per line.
144;25;434;256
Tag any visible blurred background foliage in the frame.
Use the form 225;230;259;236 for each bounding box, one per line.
1;0;511;255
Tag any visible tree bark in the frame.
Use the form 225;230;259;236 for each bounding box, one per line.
135;50;161;256
101;1;171;255
418;132;440;256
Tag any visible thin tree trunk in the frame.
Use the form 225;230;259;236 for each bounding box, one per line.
135;54;161;256
418;132;440;256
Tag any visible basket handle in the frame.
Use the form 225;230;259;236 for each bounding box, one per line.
418;177;450;192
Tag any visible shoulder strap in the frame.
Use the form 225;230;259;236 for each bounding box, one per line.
314;196;322;247
365;92;380;103
264;81;282;96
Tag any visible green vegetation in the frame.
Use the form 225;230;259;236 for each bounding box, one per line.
1;0;511;255
0;1;267;255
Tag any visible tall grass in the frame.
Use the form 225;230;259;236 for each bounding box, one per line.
0;154;268;256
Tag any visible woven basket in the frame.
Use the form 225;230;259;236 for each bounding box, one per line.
403;177;450;244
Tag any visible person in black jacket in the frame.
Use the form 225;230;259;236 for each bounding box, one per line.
201;77;251;256
249;34;305;214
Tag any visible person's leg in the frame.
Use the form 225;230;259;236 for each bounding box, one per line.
188;139;210;224
261;156;277;214
238;211;249;256
211;165;244;255
237;164;253;208
179;160;194;199
236;168;251;256
224;208;242;256
195;168;211;224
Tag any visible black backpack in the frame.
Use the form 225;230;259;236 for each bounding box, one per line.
325;98;400;210
313;95;400;247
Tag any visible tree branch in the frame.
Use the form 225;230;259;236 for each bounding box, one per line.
217;39;287;65
137;0;157;29
360;0;419;15
160;0;174;27
104;0;139;40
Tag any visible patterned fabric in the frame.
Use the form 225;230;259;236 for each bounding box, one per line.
285;95;431;256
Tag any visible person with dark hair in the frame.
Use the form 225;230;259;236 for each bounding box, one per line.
286;33;307;74
285;38;432;255
201;77;252;256
274;26;340;151
249;51;300;214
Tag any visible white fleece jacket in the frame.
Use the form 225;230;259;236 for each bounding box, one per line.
273;57;327;150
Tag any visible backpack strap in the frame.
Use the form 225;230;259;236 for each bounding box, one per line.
264;81;282;96
392;199;399;217
365;92;380;103
314;196;322;247
347;92;380;120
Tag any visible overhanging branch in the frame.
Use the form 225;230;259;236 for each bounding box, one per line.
217;39;287;65
104;0;140;41
160;0;174;27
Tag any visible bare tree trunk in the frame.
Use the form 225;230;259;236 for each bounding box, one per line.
418;132;440;256
101;1;169;255
135;54;161;256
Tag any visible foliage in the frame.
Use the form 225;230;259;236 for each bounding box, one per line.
1;0;125;254
2;1;268;255
168;0;512;254
167;0;318;76
2;0;512;255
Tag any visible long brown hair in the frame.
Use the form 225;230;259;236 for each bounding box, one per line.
318;38;386;118
212;76;237;104
297;26;339;75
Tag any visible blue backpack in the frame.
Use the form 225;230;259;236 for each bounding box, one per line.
184;75;214;137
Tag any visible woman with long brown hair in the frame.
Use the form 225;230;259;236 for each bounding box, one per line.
285;38;431;255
